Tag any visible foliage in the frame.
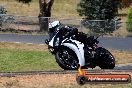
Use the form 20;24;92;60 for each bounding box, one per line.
0;6;7;28
77;0;118;20
77;0;120;34
126;8;132;32
81;19;116;34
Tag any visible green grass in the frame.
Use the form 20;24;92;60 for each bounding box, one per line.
0;48;61;72
0;42;132;72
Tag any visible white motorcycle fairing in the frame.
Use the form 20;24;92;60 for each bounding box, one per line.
48;31;59;47
48;31;85;67
62;39;85;66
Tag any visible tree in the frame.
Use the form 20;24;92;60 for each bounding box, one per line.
77;0;119;33
77;0;118;20
0;6;7;29
126;8;132;32
16;0;54;32
39;0;54;32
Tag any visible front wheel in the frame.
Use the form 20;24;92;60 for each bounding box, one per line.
55;46;79;70
95;47;115;69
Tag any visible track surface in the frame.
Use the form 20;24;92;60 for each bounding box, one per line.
0;64;132;77
0;34;132;50
0;70;132;77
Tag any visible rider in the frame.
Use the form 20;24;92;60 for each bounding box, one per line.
48;20;89;45
47;21;91;70
48;21;78;40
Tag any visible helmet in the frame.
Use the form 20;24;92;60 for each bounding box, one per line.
49;21;60;28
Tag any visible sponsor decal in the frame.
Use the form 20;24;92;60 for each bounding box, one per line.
76;74;131;85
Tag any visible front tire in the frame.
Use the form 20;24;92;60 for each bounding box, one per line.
95;47;115;69
55;46;79;70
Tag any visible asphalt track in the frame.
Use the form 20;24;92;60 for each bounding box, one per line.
0;69;132;77
0;64;132;76
0;34;132;51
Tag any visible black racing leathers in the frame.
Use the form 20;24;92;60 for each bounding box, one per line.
49;25;91;45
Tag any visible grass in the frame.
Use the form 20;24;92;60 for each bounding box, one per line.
0;73;132;88
0;48;61;72
0;42;131;88
54;83;132;88
0;42;131;72
0;42;62;72
0;0;80;18
108;49;132;64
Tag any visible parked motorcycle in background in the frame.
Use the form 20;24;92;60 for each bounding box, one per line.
45;21;115;70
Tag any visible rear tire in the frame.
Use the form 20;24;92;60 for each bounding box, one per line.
95;47;115;69
55;46;79;70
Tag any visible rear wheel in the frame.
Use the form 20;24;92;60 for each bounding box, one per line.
55;46;79;70
95;47;115;69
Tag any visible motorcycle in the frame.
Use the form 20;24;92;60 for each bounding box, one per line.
45;21;115;70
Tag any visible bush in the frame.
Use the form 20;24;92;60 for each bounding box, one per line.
77;0;118;20
126;8;132;32
81;19;116;34
77;0;119;34
0;6;7;28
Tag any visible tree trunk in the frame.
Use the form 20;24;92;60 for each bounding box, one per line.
39;0;54;32
39;17;49;32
